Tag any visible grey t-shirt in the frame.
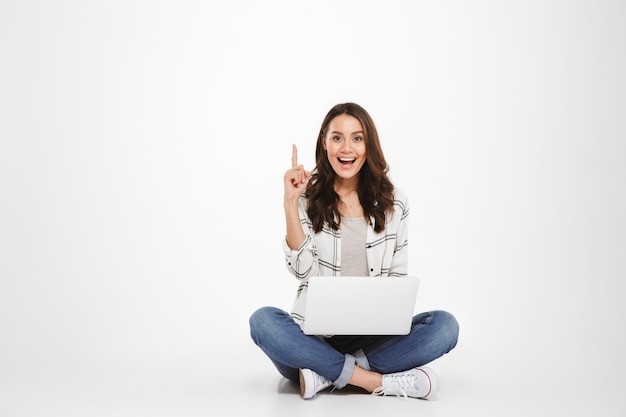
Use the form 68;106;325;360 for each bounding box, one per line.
340;216;368;276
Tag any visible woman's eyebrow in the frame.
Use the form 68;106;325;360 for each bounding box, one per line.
330;130;365;135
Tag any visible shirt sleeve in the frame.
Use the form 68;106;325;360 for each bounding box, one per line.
283;196;319;280
388;190;409;277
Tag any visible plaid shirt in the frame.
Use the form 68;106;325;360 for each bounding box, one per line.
284;188;410;324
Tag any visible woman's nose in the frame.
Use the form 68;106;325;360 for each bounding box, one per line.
339;140;352;152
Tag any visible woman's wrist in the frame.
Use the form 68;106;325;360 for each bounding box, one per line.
283;198;299;211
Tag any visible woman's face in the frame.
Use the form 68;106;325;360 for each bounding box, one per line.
323;114;367;181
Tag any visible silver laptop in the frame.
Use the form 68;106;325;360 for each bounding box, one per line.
302;276;420;336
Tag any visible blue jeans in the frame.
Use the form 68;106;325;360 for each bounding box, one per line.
249;306;459;389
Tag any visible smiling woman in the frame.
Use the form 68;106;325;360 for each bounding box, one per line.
249;102;459;400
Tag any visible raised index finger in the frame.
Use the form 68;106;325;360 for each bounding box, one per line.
291;143;298;168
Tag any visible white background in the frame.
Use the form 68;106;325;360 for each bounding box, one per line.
1;1;625;415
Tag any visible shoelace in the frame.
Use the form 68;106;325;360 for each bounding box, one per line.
371;375;417;400
372;386;409;400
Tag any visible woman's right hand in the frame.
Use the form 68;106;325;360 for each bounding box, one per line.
284;144;311;204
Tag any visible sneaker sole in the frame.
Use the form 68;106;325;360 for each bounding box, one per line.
299;369;311;399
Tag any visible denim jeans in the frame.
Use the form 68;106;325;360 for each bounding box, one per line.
249;306;459;389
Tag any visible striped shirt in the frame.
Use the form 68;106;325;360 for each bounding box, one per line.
283;188;410;325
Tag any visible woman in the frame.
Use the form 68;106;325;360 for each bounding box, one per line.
249;102;459;400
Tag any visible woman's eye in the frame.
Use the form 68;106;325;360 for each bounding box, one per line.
333;135;342;141
353;136;363;142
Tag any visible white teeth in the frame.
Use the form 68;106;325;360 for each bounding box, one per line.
339;158;356;162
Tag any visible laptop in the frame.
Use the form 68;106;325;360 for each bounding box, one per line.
302;276;420;336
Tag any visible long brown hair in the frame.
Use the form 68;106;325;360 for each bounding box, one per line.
305;103;394;233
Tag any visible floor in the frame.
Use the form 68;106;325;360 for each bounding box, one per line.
2;338;623;417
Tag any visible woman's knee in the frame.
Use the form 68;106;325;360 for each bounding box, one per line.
249;306;284;342
250;306;276;329
433;310;459;350
250;306;274;325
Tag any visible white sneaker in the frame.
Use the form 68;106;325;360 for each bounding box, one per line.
372;367;439;400
299;368;333;399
